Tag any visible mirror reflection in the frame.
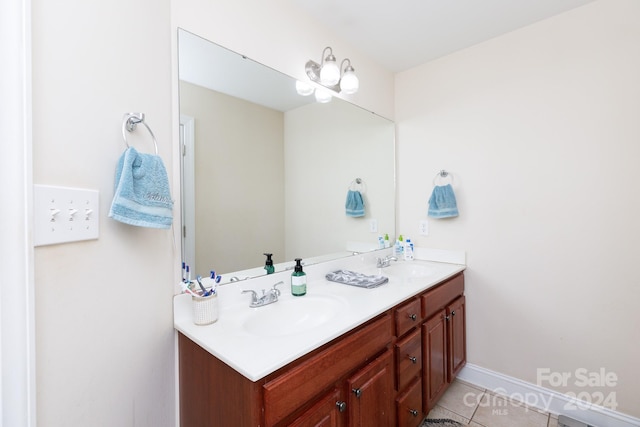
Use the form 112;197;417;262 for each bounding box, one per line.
178;29;395;279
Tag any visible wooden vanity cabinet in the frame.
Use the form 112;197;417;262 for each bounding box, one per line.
178;271;465;427
421;273;466;413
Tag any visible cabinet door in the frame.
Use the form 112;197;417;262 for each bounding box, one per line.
448;296;466;379
347;350;393;427
422;309;447;412
289;388;345;427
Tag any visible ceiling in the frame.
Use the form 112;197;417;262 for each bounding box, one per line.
289;0;597;72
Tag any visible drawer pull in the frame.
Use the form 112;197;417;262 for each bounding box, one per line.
451;310;456;316
408;356;417;364
408;313;417;321
409;409;419;417
336;401;346;412
352;388;362;398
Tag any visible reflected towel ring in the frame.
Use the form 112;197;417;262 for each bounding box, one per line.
433;170;454;186
122;112;158;155
349;178;366;192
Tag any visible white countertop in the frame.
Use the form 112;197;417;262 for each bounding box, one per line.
173;248;465;382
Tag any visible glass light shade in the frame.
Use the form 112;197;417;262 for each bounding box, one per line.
314;88;332;103
295;80;314;96
340;69;359;94
320;60;340;86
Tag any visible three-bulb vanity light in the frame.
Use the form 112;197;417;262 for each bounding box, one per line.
296;46;360;103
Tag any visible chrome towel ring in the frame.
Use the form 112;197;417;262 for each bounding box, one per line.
122;112;158;155
433;169;454;186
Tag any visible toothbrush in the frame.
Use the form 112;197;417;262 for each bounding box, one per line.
180;281;198;297
196;275;208;295
181;262;186;282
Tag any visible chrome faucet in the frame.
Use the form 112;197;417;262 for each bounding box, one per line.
376;255;398;268
242;281;283;308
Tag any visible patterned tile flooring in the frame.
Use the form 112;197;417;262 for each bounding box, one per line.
426;380;559;427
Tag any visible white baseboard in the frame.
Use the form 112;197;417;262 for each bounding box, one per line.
457;364;640;427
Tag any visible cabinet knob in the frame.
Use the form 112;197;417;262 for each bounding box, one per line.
352;388;362;398
409;356;417;364
408;313;417;321
409;409;419;417
336;401;346;412
445;314;450;321
451;310;456;316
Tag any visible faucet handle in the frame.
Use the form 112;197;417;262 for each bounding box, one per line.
271;281;284;296
241;289;258;303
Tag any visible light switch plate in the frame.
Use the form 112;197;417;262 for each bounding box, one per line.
34;185;99;246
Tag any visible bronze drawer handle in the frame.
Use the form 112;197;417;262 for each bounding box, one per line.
408;313;417;321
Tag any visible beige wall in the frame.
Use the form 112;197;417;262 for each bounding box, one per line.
30;1;394;425
395;0;639;417
31;0;175;425
179;81;285;273
285;101;396;259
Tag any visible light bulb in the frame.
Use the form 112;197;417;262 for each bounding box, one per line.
314;88;332;103
340;68;359;94
320;57;340;86
295;80;314;96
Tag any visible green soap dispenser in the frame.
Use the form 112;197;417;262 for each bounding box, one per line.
291;258;307;296
264;253;275;275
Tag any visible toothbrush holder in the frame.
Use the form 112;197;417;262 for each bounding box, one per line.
191;292;219;326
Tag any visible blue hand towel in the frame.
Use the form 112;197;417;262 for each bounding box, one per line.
345;190;365;217
109;147;173;229
428;184;459;219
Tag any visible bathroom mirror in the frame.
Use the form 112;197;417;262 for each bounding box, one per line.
178;29;395;280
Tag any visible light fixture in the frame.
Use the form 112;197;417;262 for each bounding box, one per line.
303;46;359;97
314;88;332;103
295;80;314;96
339;59;359;95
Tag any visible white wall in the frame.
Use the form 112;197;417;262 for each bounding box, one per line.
395;0;639;417
31;0;175;425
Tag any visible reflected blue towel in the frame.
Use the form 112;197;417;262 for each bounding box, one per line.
428;184;459;218
345;190;365;217
109;147;173;229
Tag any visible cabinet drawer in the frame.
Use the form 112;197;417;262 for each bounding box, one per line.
263;314;392;426
395;297;421;337
395;328;421;391
422;273;464;320
396;377;423;427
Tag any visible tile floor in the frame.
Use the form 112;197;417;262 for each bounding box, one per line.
426;379;559;427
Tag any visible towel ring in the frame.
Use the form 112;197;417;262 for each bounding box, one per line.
433;170;454;186
349;178;366;192
122;112;158;155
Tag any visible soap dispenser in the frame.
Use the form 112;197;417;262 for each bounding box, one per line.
264;253;275;275
291;258;307;296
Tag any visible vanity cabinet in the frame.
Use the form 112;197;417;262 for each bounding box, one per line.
178;271;465;427
422;274;466;412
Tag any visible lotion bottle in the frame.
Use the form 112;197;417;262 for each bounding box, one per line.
264;253;275;275
404;239;414;261
291;258;307;296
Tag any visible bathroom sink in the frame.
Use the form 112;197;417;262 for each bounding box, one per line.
242;295;347;337
378;262;437;282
